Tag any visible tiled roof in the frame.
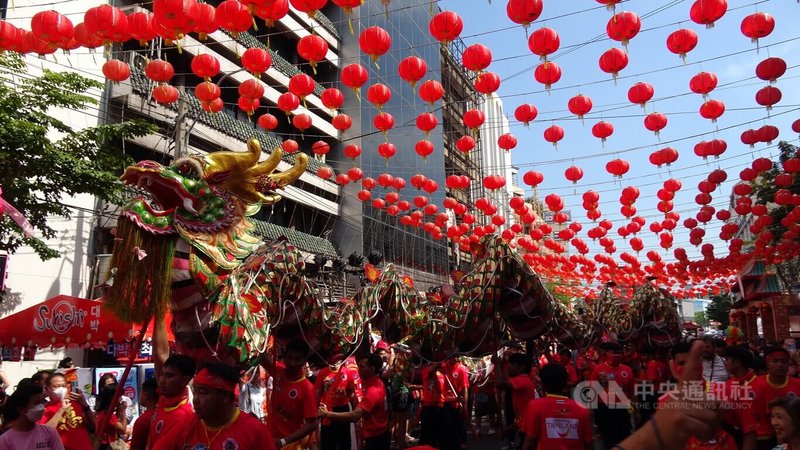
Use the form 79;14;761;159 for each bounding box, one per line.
127;67;329;175
741;260;767;278
220;29;325;97
313;12;340;40
251;219;338;257
757;275;784;295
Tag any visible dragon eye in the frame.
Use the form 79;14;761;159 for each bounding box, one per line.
178;163;193;175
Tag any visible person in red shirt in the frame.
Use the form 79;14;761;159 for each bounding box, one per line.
316;357;362;450
147;354;196;450
443;358;470;448
588;341;634;449
555;349;579;391
148;314;196;450
129;378;158;450
418;362;458;450
264;339;319;450
521;363;592;450
750;347;800;450
94;384;127;450
721;344;757;450
494;352;537;448
40;372;94;450
159;364;276;450
320;353;390;450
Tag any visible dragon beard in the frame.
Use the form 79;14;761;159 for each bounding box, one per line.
104;217;175;323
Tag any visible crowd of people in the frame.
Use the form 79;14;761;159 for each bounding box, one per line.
0;327;799;450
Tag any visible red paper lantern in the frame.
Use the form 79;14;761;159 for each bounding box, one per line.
689;71;717;97
377;142;396;160
357;190;372;202
606;159;630;178
506;0;542;28
699;99;725;122
241;48;271;77
644;112;667;136
277;92;300;115
543;125;564;147
153;84;179;104
415;140;434;159
474;72;501;95
238;78;264;99
292;113;313;132
317;166;333;180
126;13;157;45
281;139;298;154
144;60;175;83
84;5;130;44
627;82;654;108
522;171;543;189
456;136;476;153
592;121;614;144
191;54;220;81
312;140;330;157
567;94;592;119
0;20;18;51
598;47;628;79
565;166;584;184
257;113;279;130
215;0;251;35
757;125;779;144
359;26;391;64
429;11;463;45
463;109;485;132
321;88;344;111
194;3;217;40
498;133;518;152
534;61;562;90
514;104;538;126
373;112;395;135
462;44;492;73
741;12;774;43
332;0;362;14
237;97;260;115
152;0;197;42
528;27;559;60
666;29;698;60
201;98;224;113
755;86;782;110
741;129;759;147
343;144;362;160
73;22;102;49
341;63;368;96
756;57;787;83
289;73;316;101
254;0;288;27
793;120;800;134
606;11;640;45
332;114;352;132
31;10;73;47
690;0;727;28
419;80;444;105
102;59;130;83
398;56;427;89
194;81;221;102
297;34;328;72
416;112;438;136
289;0;327;19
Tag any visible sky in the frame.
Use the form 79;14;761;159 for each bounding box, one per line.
437;0;800;265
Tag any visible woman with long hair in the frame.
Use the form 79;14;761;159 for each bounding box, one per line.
94;384;128;450
0;384;64;449
770;396;800;450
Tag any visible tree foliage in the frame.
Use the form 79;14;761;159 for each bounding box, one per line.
0;53;156;260
705;293;732;329
694;311;708;327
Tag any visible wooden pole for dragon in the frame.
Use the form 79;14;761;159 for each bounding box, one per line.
94;317;152;448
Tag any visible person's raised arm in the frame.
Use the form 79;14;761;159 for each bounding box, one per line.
153;313;169;377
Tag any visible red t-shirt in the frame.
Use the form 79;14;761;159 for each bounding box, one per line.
645;360;667;384
444;363;470;403
148;389;194;450
721;371;758;436
509;374;537;424
129;409;153;450
358;375;389;438
316;365;360;408
421;366;445;407
270;367;317;439
588;362;635;397
521;395;592;450
40;399;93;450
750;375;800;437
161;409;275;450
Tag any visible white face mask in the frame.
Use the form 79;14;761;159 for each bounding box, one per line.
26;404;45;422
50;387;68;400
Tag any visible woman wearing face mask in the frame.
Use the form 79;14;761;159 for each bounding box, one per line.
0;384;64;449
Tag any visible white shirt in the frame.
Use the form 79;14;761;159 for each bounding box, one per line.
702;355;729;382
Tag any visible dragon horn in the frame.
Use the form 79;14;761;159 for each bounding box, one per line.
206;138;263;181
247;144;283;178
270;153;308;186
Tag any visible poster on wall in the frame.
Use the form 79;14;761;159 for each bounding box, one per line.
94;367;139;421
75;368;94;404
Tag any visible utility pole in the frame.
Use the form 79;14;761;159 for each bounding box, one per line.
173;88;187;160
